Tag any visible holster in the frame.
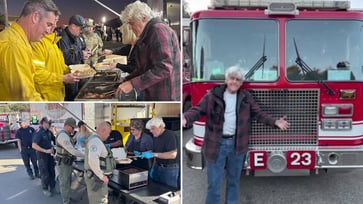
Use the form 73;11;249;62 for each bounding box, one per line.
86;170;104;191
56;156;75;166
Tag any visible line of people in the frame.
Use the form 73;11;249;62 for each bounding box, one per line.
16;115;180;203
0;0;180;101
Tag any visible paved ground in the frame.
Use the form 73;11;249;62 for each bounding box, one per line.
0;144;121;204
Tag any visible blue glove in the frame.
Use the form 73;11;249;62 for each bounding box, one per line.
77;137;85;143
133;150;141;156
140;151;154;159
149;168;155;179
105;144;111;148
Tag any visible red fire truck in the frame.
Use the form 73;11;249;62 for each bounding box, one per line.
0;113;17;147
183;0;363;176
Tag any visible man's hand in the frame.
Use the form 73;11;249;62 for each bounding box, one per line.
63;73;80;84
275;116;290;130
182;115;187;127
140;151;154;159
82;49;91;60
116;81;133;95
101;175;109;185
102;49;113;56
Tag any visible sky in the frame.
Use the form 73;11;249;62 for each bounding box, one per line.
6;0;142;26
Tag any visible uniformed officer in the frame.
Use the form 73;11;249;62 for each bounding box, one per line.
16;119;39;179
32;117;56;197
82;18;103;66
56;117;84;204
84;121;114;204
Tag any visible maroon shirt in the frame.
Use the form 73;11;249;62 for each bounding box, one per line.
184;84;277;162
130;18;180;101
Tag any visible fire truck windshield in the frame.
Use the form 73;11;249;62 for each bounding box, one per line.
192;19;278;82
0;115;9;121
286;19;363;82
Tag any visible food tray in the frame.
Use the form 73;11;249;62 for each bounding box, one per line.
115;158;133;164
94;62;111;71
90;70;122;83
75;82;120;100
70;64;96;79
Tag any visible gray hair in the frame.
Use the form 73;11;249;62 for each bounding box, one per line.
145;117;165;129
120;0;156;24
225;65;244;81
130;119;144;130
20;0;61;18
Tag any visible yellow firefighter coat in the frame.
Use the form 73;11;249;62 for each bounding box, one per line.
31;33;70;101
0;22;42;101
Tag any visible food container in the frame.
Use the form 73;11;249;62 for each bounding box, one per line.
94;62;111;71
69;64;96;79
75;70;125;101
114;166;148;190
103;55;127;65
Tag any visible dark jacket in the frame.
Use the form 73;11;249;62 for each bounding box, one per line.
129;18;181;101
113;44;137;75
183;84;277;162
58;27;85;65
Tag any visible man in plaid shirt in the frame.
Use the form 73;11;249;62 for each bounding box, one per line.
116;0;180;101
183;66;290;204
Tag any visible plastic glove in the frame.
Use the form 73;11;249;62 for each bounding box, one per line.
105;144;111;148
133;150;141;156
140;151;154;159
77;137;85;143
149;168;155;179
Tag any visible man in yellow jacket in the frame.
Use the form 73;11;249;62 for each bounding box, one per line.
31;29;81;101
0;0;60;101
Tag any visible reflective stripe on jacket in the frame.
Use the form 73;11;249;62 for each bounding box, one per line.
31;33;70;101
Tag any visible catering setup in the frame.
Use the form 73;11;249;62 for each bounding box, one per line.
69;55;136;101
72;147;180;204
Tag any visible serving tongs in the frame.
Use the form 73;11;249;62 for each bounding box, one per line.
103;90;115;97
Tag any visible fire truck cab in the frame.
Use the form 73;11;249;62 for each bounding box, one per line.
184;0;363;176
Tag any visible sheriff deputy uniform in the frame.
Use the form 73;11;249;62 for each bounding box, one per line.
84;134;115;204
56;117;84;204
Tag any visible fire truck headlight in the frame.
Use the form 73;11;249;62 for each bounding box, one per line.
321;119;337;130
321;119;351;130
336;120;352;130
323;106;338;115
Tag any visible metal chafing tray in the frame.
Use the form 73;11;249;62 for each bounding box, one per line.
75;70;123;101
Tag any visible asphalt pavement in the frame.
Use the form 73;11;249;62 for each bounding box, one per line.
0;144;121;204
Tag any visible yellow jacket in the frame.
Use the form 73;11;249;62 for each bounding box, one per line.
31;33;70;101
0;22;42;101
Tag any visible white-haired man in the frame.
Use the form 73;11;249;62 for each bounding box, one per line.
116;0;180;101
137;117;179;188
183;66;290;204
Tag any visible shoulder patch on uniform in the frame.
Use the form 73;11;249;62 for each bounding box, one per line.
90;145;98;152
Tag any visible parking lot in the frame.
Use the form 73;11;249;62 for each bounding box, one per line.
182;128;363;204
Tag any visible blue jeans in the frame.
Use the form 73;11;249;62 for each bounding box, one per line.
206;138;246;204
153;164;180;189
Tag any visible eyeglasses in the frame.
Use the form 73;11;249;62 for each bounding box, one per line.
130;128;137;131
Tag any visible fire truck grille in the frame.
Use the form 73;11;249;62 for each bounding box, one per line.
248;89;319;147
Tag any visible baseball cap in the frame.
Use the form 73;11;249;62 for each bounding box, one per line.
40;117;51;124
69;15;86;29
64;118;77;128
78;120;86;128
85;18;94;27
